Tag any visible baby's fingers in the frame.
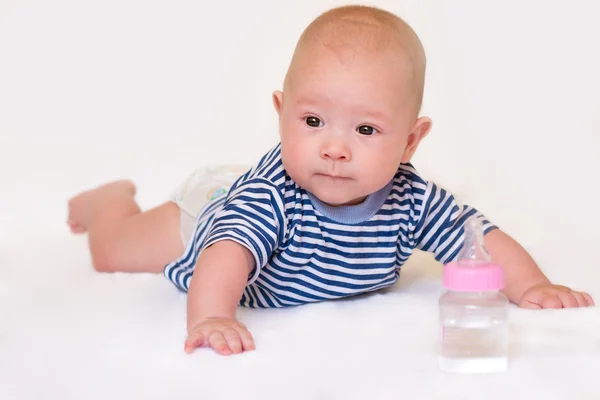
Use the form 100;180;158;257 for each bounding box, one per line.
235;325;256;351
582;292;595;307
540;294;563;309
556;291;578;308
571;291;595;307
223;328;243;354
184;332;205;354
519;290;545;309
570;291;590;307
209;331;232;356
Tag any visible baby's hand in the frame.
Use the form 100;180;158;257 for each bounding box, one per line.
519;283;595;309
184;317;255;356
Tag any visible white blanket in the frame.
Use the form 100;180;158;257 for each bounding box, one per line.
1;228;598;400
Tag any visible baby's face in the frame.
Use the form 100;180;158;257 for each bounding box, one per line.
275;46;422;206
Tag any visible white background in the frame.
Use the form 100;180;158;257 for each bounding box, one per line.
1;1;600;399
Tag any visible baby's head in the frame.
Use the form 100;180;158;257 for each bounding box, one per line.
273;5;432;206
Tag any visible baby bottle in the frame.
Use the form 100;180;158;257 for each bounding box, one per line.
438;217;509;373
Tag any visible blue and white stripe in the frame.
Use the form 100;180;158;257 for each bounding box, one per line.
164;143;497;308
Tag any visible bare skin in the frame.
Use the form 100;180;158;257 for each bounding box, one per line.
484;229;595;308
67;180;183;273
67;180;255;354
183;240;256;355
68;180;135;233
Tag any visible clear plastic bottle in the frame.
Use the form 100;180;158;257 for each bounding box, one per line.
438;217;509;373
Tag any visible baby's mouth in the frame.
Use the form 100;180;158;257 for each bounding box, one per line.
315;173;351;180
315;173;352;184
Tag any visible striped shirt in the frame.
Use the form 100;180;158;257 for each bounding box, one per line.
163;143;497;308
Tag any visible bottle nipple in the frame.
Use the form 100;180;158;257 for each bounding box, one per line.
443;216;504;291
457;216;491;265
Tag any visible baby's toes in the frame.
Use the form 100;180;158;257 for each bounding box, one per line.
67;214;86;233
67;201;78;221
67;197;79;213
67;200;89;231
69;224;86;234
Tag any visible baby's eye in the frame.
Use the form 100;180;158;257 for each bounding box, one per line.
357;125;377;136
305;116;323;128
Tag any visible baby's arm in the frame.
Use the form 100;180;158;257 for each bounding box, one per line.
484;229;594;308
184;240;256;355
412;179;594;309
179;176;286;355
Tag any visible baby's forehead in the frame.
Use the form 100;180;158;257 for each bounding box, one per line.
301;23;408;62
288;61;412;115
289;40;414;90
295;16;422;78
285;6;426;115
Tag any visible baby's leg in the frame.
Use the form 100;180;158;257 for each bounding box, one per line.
67;180;184;273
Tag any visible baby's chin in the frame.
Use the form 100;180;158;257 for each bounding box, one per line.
285;168;368;206
304;184;368;207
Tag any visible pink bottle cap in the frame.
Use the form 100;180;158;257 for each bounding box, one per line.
443;260;505;291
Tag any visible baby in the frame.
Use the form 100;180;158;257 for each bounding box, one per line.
67;5;595;356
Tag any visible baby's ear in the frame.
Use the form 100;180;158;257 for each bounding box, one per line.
272;91;283;116
401;117;432;163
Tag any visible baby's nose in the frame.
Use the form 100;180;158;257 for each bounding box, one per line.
320;140;351;161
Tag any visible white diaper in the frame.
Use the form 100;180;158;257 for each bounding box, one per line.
170;164;251;246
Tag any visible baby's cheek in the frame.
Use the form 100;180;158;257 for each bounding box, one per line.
280;144;305;179
365;152;400;186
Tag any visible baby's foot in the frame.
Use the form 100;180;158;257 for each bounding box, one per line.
67;180;136;234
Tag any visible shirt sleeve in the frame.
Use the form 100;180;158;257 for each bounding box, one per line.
413;181;498;264
201;177;287;284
